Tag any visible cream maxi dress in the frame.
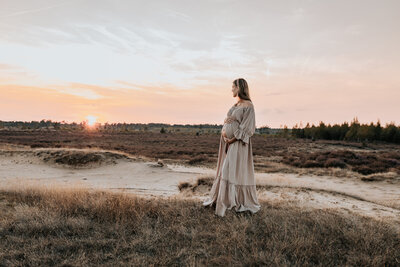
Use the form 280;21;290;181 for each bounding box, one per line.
202;101;261;217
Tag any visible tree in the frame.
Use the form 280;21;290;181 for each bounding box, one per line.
344;117;360;141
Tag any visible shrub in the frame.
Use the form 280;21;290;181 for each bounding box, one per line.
303;160;323;168
30;143;45;148
187;155;208;165
316;155;327;163
178;182;192;191
352;166;375;175
324;158;346;168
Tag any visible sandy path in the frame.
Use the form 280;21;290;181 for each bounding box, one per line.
0;144;399;227
255;172;400;210
0;148;209;197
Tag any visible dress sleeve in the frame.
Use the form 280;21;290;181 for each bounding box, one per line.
233;106;256;144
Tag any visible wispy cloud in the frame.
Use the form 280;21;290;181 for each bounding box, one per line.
50;84;104;100
164;8;192;22
54;88;103;100
0;1;69;18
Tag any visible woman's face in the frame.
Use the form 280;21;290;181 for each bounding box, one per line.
232;83;239;97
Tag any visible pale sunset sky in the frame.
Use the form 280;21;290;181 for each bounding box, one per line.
0;0;399;128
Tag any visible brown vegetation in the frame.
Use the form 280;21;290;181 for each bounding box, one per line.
282;150;400;175
1;185;399;266
0;130;399;177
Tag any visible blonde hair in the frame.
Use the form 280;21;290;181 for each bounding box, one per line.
233;78;251;101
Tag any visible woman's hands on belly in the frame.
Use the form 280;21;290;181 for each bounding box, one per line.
222;129;228;138
222;131;229;144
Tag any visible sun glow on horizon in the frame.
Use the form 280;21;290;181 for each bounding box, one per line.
86;115;97;127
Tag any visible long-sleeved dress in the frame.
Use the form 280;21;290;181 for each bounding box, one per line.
202;101;261;217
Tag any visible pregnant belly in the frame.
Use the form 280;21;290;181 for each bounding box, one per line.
222;121;239;139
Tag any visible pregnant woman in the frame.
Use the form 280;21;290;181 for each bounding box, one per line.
202;78;261;217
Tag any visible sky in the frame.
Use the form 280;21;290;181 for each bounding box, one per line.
0;0;399;128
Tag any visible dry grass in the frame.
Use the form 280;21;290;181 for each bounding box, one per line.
1;184;399;266
178;176;215;192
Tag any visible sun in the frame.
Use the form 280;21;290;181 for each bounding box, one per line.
86;115;97;127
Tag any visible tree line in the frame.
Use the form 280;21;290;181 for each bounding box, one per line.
0;120;225;132
291;118;400;144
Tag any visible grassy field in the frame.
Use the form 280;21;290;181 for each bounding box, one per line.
1;130;399;266
0;185;399;266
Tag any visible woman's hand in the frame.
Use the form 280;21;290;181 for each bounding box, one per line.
227;137;237;144
224;137;236;145
224;137;238;153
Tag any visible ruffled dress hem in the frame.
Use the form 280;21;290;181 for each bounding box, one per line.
202;176;261;217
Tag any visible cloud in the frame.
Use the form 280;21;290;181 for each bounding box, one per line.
164;8;192;23
51;87;104;100
114;81;145;91
0;63;41;84
0;1;69;18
